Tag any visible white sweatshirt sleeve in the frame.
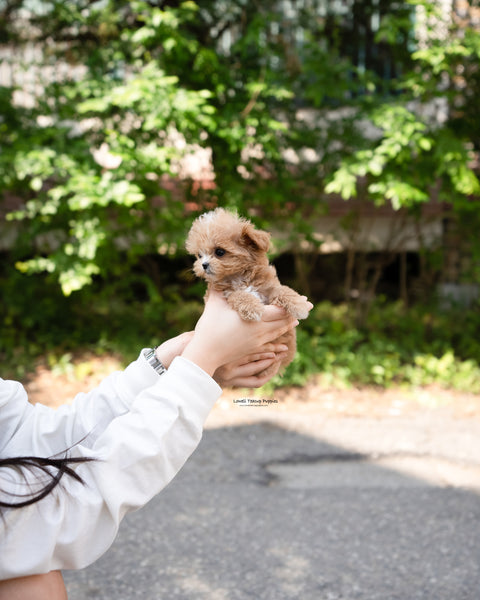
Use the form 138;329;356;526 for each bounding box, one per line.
0;356;222;579
0;350;159;459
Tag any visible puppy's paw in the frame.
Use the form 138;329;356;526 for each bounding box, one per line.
272;287;312;320
238;305;264;321
282;305;309;320
288;298;311;320
227;292;265;321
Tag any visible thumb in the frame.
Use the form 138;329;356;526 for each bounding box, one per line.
262;304;289;322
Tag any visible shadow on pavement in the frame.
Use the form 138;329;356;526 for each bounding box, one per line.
64;421;480;600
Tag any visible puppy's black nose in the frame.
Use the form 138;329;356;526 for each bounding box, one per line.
202;262;209;271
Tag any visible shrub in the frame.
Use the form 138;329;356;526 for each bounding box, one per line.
266;300;480;392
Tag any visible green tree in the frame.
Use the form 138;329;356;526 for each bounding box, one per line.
1;0;479;301
326;0;480;300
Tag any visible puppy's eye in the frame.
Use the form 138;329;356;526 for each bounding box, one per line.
214;248;226;257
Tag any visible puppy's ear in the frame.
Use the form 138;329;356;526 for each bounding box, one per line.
240;223;271;253
185;230;195;254
185;221;199;255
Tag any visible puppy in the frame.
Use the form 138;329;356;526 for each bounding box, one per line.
186;208;311;377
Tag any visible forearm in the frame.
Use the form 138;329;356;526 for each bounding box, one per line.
0;357;221;579
1;351;159;458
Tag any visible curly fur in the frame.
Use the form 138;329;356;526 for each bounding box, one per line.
186;208;311;377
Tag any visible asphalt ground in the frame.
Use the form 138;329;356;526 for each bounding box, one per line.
63;400;480;600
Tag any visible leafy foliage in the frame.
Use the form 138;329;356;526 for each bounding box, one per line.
269;299;480;392
2;3;479;263
1;1;479;390
3;0;455;295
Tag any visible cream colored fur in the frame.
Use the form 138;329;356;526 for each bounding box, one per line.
186;208;310;377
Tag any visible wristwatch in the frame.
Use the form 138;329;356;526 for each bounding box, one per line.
143;348;166;376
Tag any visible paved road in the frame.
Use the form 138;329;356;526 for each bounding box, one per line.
64;403;480;600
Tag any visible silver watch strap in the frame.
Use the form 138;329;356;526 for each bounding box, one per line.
143;348;166;376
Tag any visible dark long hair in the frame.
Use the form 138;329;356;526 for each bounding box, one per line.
0;455;93;509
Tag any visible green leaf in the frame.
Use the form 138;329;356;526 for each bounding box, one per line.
59;263;101;296
325;166;358;200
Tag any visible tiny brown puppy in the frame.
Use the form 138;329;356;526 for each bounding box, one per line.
186;208;311;377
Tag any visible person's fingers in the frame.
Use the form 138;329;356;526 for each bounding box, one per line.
228;375;269;388
257;343;289;355
237;347;288;366
215;356;275;383
232;363;282;388
237;352;276;366
189;290;300;375
261;305;289;322
231;355;281;377
259;318;298;346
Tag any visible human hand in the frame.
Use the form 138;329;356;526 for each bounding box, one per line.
213;342;288;388
155;332;194;369
181;291;298;376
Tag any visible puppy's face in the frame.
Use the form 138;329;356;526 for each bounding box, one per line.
186;209;270;284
